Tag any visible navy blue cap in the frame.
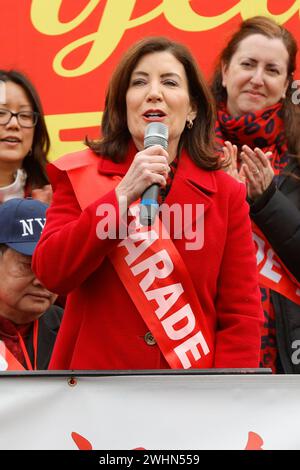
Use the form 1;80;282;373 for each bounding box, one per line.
0;198;48;256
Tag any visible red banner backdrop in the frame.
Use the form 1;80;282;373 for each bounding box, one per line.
1;0;299;160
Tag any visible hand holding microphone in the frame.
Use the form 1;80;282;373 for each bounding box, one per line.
140;122;169;226
115;123;169;220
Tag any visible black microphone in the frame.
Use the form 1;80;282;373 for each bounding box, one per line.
140;122;169;226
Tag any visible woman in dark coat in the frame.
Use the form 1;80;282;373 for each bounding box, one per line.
211;16;300;372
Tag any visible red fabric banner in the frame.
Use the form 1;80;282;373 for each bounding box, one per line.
0;1;299;161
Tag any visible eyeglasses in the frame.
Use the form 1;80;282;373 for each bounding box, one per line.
0;109;39;128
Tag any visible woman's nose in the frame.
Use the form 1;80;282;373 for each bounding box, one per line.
6;114;21;129
250;68;264;86
146;82;163;101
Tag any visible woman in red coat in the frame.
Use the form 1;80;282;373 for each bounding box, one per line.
33;36;263;370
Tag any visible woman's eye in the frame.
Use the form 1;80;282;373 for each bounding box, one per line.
131;79;146;86
268;69;280;75
241;62;252;67
163;80;178;86
19;113;32;120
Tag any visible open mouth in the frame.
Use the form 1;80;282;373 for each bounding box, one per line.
0;137;21;143
143;110;166;119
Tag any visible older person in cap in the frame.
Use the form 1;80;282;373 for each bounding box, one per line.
0;198;62;370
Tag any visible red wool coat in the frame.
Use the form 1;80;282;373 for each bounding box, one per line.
33;145;263;370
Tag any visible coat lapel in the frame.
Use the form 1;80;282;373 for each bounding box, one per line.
165;148;216;214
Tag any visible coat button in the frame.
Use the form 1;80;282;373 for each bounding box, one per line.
144;331;156;346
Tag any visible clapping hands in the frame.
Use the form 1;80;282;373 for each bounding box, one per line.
222;141;274;201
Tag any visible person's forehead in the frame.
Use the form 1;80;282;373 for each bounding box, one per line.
2;81;32;108
234;34;289;63
134;51;185;72
3;248;32;263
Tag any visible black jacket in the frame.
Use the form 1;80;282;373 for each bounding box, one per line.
25;305;63;370
250;159;300;373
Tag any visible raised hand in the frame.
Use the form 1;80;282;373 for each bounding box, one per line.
240;145;274;201
115;145;170;207
222;141;246;184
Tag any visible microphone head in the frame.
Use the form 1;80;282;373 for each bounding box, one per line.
144;122;168;150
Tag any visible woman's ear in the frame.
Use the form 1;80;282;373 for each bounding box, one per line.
221;62;228;87
188;107;197;122
188;100;197;121
282;77;290;99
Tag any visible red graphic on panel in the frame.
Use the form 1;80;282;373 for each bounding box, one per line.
71;432;93;450
245;431;264;450
71;431;264;450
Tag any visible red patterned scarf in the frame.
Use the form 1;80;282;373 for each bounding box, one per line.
215;102;289;177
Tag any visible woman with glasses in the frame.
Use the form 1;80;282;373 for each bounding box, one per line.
0;70;51;204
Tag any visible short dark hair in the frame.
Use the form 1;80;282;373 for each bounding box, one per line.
0;70;50;188
87;36;220;170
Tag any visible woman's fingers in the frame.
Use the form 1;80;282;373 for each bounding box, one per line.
239;164;247;184
241;145;273;173
241;145;262;172
222;143;274;199
224;141;238;170
241;150;274;200
222;141;245;184
222;145;231;169
138;144;169;160
240;150;260;175
253;147;272;168
140;162;170;181
242;163;259;185
241;144;256;158
115;147;170;206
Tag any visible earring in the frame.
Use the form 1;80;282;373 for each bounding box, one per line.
186;119;193;129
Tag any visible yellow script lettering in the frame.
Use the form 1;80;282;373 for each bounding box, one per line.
31;0;163;77
31;0;300;77
31;0;100;34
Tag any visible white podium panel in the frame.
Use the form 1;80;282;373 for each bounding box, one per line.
0;373;297;449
